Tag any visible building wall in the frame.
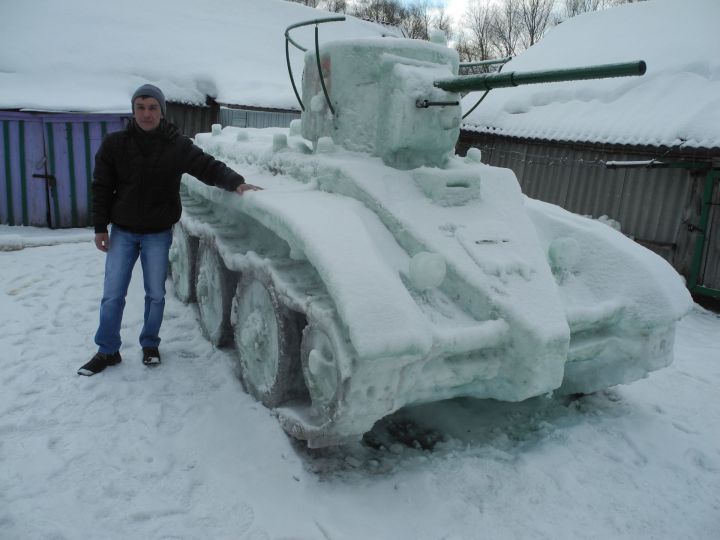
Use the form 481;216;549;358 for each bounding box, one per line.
458;131;719;294
1;104;297;230
220;107;300;129
696;170;720;293
166;102;219;138
1;111;130;228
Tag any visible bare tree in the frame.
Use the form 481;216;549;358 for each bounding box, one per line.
490;0;522;58
286;0;321;7
460;0;496;65
560;0;646;20
397;2;456;43
322;0;348;13
563;0;603;18
402;1;432;40
454;31;475;63
519;0;554;49
351;0;405;27
433;7;455;43
351;0;442;41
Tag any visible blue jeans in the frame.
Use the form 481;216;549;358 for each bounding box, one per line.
95;226;173;354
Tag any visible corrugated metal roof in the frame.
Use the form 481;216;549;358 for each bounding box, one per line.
462;0;720;150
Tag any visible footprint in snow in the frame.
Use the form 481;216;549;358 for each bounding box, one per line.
685;448;719;472
672;421;697;434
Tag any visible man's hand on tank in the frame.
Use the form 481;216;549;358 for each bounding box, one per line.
236;183;262;195
95;233;109;252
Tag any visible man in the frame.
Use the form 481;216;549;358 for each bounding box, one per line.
78;84;259;376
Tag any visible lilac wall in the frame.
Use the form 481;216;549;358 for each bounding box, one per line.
1;111;130;228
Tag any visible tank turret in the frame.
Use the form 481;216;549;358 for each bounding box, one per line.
292;18;645;170
300;36;461;169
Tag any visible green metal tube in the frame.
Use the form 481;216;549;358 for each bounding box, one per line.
284;16;345;111
434;60;646;93
286;38;304;111
691;285;720;299
315;25;335;116
459;56;512;69
285;16;346;52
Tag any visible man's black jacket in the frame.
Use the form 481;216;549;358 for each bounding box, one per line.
92;120;244;233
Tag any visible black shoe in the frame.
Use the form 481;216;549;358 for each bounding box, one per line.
78;351;122;376
142;347;161;366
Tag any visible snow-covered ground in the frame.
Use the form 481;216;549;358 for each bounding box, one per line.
1;0;718;535
1;227;718;539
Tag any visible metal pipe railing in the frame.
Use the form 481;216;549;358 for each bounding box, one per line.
284;16;346;112
459;56;512;69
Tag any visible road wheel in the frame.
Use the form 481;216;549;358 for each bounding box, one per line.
195;240;236;346
232;273;306;407
169;223;197;303
301;323;342;415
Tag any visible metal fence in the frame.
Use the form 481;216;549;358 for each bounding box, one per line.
457;132;719;296
166;102;218;138
220;107;300;129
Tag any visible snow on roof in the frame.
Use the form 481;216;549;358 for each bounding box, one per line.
461;0;720;149
0;0;398;114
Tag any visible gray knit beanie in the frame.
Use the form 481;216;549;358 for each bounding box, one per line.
131;84;166;116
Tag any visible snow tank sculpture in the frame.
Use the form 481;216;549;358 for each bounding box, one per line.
169;18;692;447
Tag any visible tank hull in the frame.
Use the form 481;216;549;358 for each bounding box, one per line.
169;125;691;447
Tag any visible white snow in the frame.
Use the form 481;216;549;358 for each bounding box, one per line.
1;0;716;536
188;122;690;414
409;252;447;290
0;225;93;251
0;0;398;113
1;228;719;539
462;0;720;149
4;0;714;149
299;37;461;169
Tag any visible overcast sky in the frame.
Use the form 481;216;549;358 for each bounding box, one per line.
438;0;494;32
443;0;471;21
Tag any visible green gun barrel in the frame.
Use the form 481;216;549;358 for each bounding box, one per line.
434;60;646;93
